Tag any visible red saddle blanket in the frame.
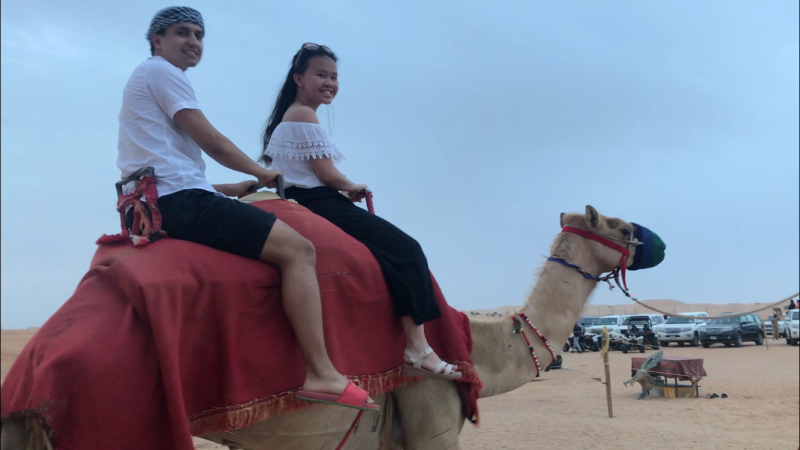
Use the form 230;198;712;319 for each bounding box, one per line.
1;199;482;450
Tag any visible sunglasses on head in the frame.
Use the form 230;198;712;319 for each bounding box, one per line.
293;42;332;66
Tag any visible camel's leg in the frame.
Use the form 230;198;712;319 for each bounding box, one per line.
392;379;464;450
1;416;52;450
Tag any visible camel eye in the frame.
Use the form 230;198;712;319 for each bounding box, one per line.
621;229;631;237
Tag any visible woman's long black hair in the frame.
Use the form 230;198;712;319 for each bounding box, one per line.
259;45;338;166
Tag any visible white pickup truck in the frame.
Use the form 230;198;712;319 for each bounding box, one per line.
654;312;710;347
785;309;799;346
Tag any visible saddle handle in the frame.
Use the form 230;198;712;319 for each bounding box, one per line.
365;190;374;215
116;166;155;200
244;174;285;200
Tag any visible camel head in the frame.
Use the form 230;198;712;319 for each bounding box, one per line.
558;205;666;275
467;205;667;402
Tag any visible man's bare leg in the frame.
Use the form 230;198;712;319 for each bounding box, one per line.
260;219;371;401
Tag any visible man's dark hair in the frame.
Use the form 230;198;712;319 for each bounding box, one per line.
149;30;166;56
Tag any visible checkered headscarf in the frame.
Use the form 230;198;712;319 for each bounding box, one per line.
145;6;204;40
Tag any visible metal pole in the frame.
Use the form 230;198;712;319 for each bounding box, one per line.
762;322;769;351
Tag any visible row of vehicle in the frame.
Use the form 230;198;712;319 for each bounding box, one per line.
573;309;799;349
697;309;798;347
569;314;663;354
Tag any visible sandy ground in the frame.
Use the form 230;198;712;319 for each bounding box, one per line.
458;344;799;450
3;324;797;450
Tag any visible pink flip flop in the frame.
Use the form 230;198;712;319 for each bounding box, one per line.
295;381;380;412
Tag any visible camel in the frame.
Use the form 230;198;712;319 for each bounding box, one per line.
1;205;661;450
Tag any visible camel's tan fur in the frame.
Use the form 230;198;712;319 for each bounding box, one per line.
2;206;640;450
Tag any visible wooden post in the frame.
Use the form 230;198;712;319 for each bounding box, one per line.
762;322;769;350
601;327;613;418
603;351;613;418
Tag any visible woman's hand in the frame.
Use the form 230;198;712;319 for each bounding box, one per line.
345;184;369;203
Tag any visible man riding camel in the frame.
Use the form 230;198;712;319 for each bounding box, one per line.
115;6;377;412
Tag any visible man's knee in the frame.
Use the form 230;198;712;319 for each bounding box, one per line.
260;221;317;267
287;234;316;264
271;234;316;267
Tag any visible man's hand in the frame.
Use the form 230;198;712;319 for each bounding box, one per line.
257;170;283;189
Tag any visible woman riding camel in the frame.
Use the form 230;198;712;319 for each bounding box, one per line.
260;43;462;383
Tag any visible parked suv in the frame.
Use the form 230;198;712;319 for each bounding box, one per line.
785;309;799;346
698;313;764;347
654;312;709;347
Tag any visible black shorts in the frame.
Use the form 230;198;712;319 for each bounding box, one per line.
127;189;277;260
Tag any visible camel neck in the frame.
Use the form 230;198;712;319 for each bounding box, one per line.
470;232;601;398
521;232;600;359
521;232;601;338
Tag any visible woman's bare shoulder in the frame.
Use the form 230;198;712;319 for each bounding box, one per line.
283;105;320;124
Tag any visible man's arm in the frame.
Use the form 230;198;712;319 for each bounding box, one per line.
174;109;279;185
211;181;258;197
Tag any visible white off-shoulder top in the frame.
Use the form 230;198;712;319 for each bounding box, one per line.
264;122;345;189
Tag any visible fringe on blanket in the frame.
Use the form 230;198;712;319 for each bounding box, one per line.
188;363;484;437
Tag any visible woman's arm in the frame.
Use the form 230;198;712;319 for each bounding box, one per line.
284;106;366;196
310;157;362;192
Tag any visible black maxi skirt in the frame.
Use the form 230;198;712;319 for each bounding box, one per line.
286;186;441;325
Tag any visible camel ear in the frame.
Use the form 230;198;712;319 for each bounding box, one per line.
585;205;599;229
560;213;566;228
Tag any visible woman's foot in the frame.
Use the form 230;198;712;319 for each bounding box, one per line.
400;317;462;380
403;346;462;380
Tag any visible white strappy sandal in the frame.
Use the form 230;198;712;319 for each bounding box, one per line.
401;347;462;380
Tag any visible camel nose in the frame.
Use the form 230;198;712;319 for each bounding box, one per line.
628;223;665;271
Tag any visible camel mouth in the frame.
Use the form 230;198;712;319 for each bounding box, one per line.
628;223;666;271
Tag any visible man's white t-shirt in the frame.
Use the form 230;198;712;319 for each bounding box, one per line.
117;56;216;197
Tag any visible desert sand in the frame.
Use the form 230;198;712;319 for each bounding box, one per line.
2;299;798;450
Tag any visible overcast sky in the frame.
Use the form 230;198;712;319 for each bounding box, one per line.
2;1;798;328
